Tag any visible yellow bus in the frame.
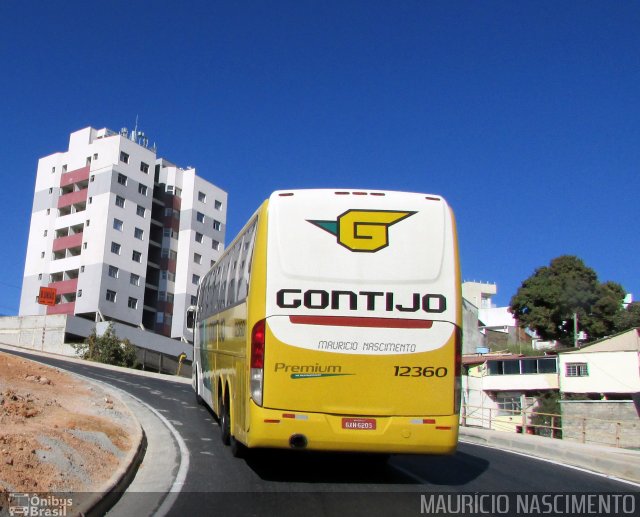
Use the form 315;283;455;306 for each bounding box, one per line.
188;189;461;456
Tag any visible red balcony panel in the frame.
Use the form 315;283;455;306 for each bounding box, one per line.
52;233;83;252
57;189;88;209
60;166;90;188
48;278;78;295
47;301;75;315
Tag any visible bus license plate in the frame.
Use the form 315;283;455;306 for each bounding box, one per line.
342;418;376;430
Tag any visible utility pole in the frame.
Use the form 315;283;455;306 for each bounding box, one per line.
573;312;579;348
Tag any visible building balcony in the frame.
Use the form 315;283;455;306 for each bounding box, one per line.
47;301;75;315
57;189;88;209
60;166;90;188
48;278;78;295
52;233;83;252
481;373;559;391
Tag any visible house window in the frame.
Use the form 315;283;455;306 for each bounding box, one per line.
194;253;202;264
138;184;148;196
113;218;123;231
120;151;129;164
565;363;589;377
132;250;142;263
195;232;203;243
198;191;206;202
214;200;222;210
108;265;119;278
111;242;121;255
192;274;200;285
106;289;116;302
130;273;140;286
196;212;205;223
213;220;221;231
140;162;149;174
496;395;521;416
115;195;125;208
134;227;144;240
117;173;127;186
128;297;138;309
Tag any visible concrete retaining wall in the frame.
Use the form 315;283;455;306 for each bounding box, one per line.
561;400;640;449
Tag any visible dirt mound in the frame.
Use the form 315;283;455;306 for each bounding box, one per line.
0;352;138;497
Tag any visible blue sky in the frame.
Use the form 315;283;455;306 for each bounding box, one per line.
1;1;638;314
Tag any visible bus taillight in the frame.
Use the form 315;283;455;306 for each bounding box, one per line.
454;327;462;413
250;319;266;406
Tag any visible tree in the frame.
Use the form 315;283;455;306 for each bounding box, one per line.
509;256;627;346
613;302;640;332
72;324;138;368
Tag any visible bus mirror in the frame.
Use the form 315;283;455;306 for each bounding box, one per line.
186;306;196;331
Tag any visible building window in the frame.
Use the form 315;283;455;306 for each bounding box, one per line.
51;167;56;173
120;151;129;164
496;396;521;416
134;227;144;240
115;195;125;208
106;289;117;302
132;250;142;263
90;175;95;182
136;205;145;217
62;165;67;173
192;274;200;285
198;191;206;202
140;162;149;174
214;200;222;210
108;265;119;278
113;218;123;231
191;295;198;305
195;232;203;243
213;220;221;231
93;153;98;160
38;273;42;280
212;240;220;250
46;208;50;215
196;212;205;223
49;188;53;194
128;297;138;309
138;184;148;196
130;273;140;286
117;173;128;186
77;289;82;298
194;253;202;264
43;230;48;237
111;242;121;255
565;363;589;377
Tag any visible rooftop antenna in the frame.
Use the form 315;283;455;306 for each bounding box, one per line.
131;114;139;142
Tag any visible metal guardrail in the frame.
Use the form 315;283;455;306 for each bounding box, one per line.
461;403;638;449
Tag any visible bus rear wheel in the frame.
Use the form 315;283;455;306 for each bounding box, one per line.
219;393;231;445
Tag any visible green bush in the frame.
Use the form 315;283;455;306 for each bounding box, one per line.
73;324;138;368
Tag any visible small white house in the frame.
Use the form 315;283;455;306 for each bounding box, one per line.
559;328;640;397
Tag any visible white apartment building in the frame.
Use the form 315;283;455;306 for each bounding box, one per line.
19;126;227;341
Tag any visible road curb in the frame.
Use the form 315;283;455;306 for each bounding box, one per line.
459;426;640;484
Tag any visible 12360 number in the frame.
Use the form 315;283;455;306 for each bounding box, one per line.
393;366;448;378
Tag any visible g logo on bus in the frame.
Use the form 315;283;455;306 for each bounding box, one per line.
308;209;415;252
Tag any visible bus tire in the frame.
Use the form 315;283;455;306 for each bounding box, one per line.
230;436;246;458
193;370;203;406
220;392;231;446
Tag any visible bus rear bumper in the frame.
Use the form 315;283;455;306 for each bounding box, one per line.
245;405;459;455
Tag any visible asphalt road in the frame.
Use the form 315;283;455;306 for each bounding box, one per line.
5;349;638;517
